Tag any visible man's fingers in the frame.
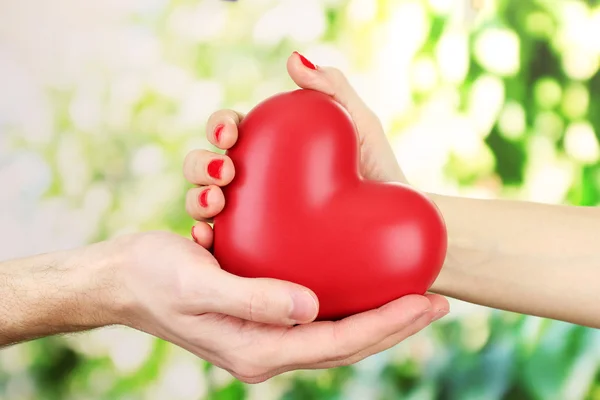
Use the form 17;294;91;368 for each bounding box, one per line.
274;294;433;367
199;270;319;326
310;293;449;369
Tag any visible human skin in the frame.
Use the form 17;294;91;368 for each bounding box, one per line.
430;195;600;328
0;234;447;383
0;53;449;384
189;52;600;329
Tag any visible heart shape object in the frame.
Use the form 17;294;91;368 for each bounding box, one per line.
214;89;447;320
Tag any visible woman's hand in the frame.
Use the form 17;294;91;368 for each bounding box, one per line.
184;51;409;245
286;52;407;183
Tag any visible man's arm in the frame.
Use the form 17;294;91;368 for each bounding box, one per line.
0;242;121;347
0;231;447;383
430;194;600;328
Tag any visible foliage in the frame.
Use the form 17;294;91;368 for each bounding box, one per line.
1;0;599;399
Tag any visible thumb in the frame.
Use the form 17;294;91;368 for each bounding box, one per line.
286;51;407;183
202;269;319;326
286;51;380;138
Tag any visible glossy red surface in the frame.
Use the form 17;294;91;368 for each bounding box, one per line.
213;89;447;320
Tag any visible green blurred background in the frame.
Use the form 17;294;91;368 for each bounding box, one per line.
1;0;600;398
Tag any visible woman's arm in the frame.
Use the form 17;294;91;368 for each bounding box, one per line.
430;194;600;328
186;56;598;330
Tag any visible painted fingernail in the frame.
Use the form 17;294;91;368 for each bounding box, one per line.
293;51;317;70
199;189;210;208
290;291;318;323
191;226;199;242
431;310;449;322
207;159;224;180
214;124;225;143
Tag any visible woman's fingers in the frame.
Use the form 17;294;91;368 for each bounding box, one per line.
186;185;225;221
206;109;244;150
286;51;406;182
183;150;235;186
286;52;381;140
184;110;243;234
191;222;214;249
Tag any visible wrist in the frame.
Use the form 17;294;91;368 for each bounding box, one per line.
64;239;134;328
425;193;494;298
47;243;124;330
425;193;463;296
0;244;126;345
33;240;131;331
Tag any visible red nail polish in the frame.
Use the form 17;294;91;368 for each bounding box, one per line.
294;51;316;70
208;159;224;180
214;124;224;143
191;226;199;242
199;189;210;208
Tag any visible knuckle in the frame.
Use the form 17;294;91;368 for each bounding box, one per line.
247;290;273;321
223;346;281;383
341;351;368;366
364;108;382;125
222;109;239;122
207;110;224;124
230;363;270;384
356;110;384;136
184;191;195;214
173;276;199;306
235;373;268;384
328;349;353;363
182;150;197;176
326;67;349;88
185;189;202;216
209;109;236;126
183;149;205;180
328;327;357;361
257;345;284;369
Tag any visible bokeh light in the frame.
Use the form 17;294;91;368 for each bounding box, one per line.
1;0;600;399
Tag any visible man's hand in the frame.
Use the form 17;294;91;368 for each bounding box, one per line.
115;232;449;383
0;231;448;383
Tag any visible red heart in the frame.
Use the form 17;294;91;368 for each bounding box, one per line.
214;89;447;320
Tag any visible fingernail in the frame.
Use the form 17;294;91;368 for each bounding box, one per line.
191;226;199;242
290;291;318;323
207;159;224;180
293;51;317;70
431;309;449;322
199;189;210;208
214;124;225;143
